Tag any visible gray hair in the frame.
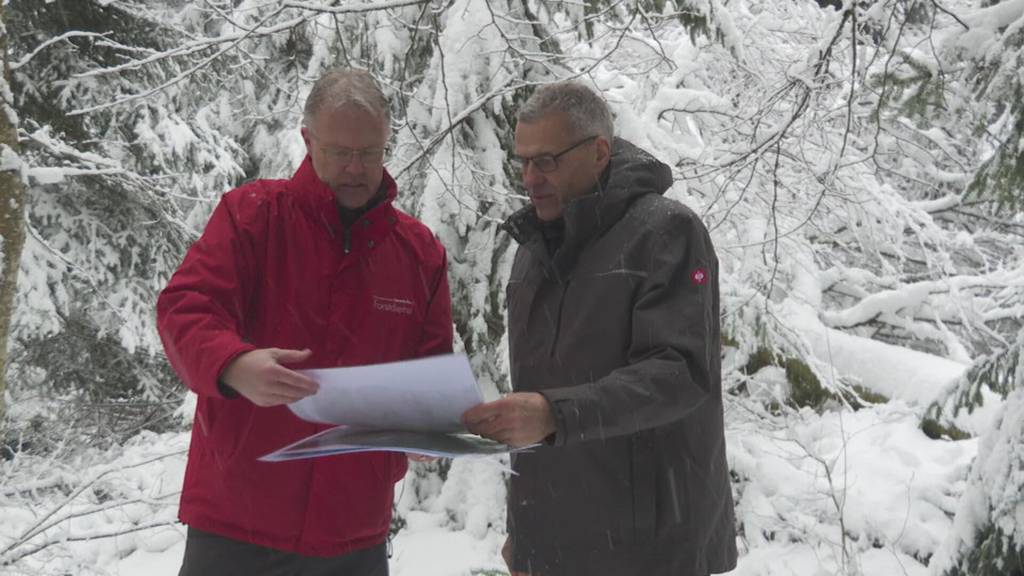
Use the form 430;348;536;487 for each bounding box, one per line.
303;68;391;136
517;81;614;141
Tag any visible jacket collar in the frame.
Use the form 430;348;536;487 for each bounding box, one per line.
503;138;672;273
289;156;401;256
290;155;399;207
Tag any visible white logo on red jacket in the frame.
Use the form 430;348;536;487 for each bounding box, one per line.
373;295;414;315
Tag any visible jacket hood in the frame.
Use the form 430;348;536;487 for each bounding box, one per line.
504;138;673;267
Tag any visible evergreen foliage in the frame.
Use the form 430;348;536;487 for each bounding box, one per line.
2;0;1024;571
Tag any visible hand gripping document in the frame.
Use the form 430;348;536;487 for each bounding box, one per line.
260;354;516;461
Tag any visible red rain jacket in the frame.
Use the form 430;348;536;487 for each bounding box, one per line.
157;157;453;556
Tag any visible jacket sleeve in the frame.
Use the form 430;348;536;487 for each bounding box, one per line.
417;245;454;357
156;192;259;399
539;214;720;446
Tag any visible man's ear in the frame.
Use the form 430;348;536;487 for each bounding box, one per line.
594;135;612;170
301;127;313;156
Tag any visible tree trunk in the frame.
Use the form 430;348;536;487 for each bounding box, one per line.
0;2;26;420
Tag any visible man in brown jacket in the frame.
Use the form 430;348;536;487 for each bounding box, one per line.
464;81;737;575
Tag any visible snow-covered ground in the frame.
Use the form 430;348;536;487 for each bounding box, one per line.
0;227;990;576
728;403;975;576
1;401;979;575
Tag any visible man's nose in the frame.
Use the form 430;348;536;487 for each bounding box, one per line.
521;161;545;188
343;157;366;175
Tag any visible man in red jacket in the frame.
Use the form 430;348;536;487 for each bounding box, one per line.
157;68;453;576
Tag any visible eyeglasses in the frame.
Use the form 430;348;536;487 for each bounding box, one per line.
317;145;389;167
307;128;389;166
512;135;598;174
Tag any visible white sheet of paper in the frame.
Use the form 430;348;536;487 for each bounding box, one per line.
289;354;482;432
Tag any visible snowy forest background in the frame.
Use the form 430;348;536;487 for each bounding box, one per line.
0;0;1022;574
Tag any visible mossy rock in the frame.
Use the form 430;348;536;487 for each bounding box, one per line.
742;348;834;410
740;347;892;411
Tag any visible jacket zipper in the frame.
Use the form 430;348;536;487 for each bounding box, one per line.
343;225;352;254
549;277;571;358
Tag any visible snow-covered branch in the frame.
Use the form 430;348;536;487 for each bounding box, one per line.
10;32;111;71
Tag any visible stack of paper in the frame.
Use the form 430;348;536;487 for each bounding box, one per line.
260;354;513;461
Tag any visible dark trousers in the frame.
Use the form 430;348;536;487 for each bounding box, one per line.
179;527;389;576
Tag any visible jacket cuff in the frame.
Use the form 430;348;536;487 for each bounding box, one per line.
537;388;583;447
217;380;240;399
202;339;257;399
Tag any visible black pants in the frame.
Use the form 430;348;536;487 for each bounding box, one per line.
179;527;389;576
